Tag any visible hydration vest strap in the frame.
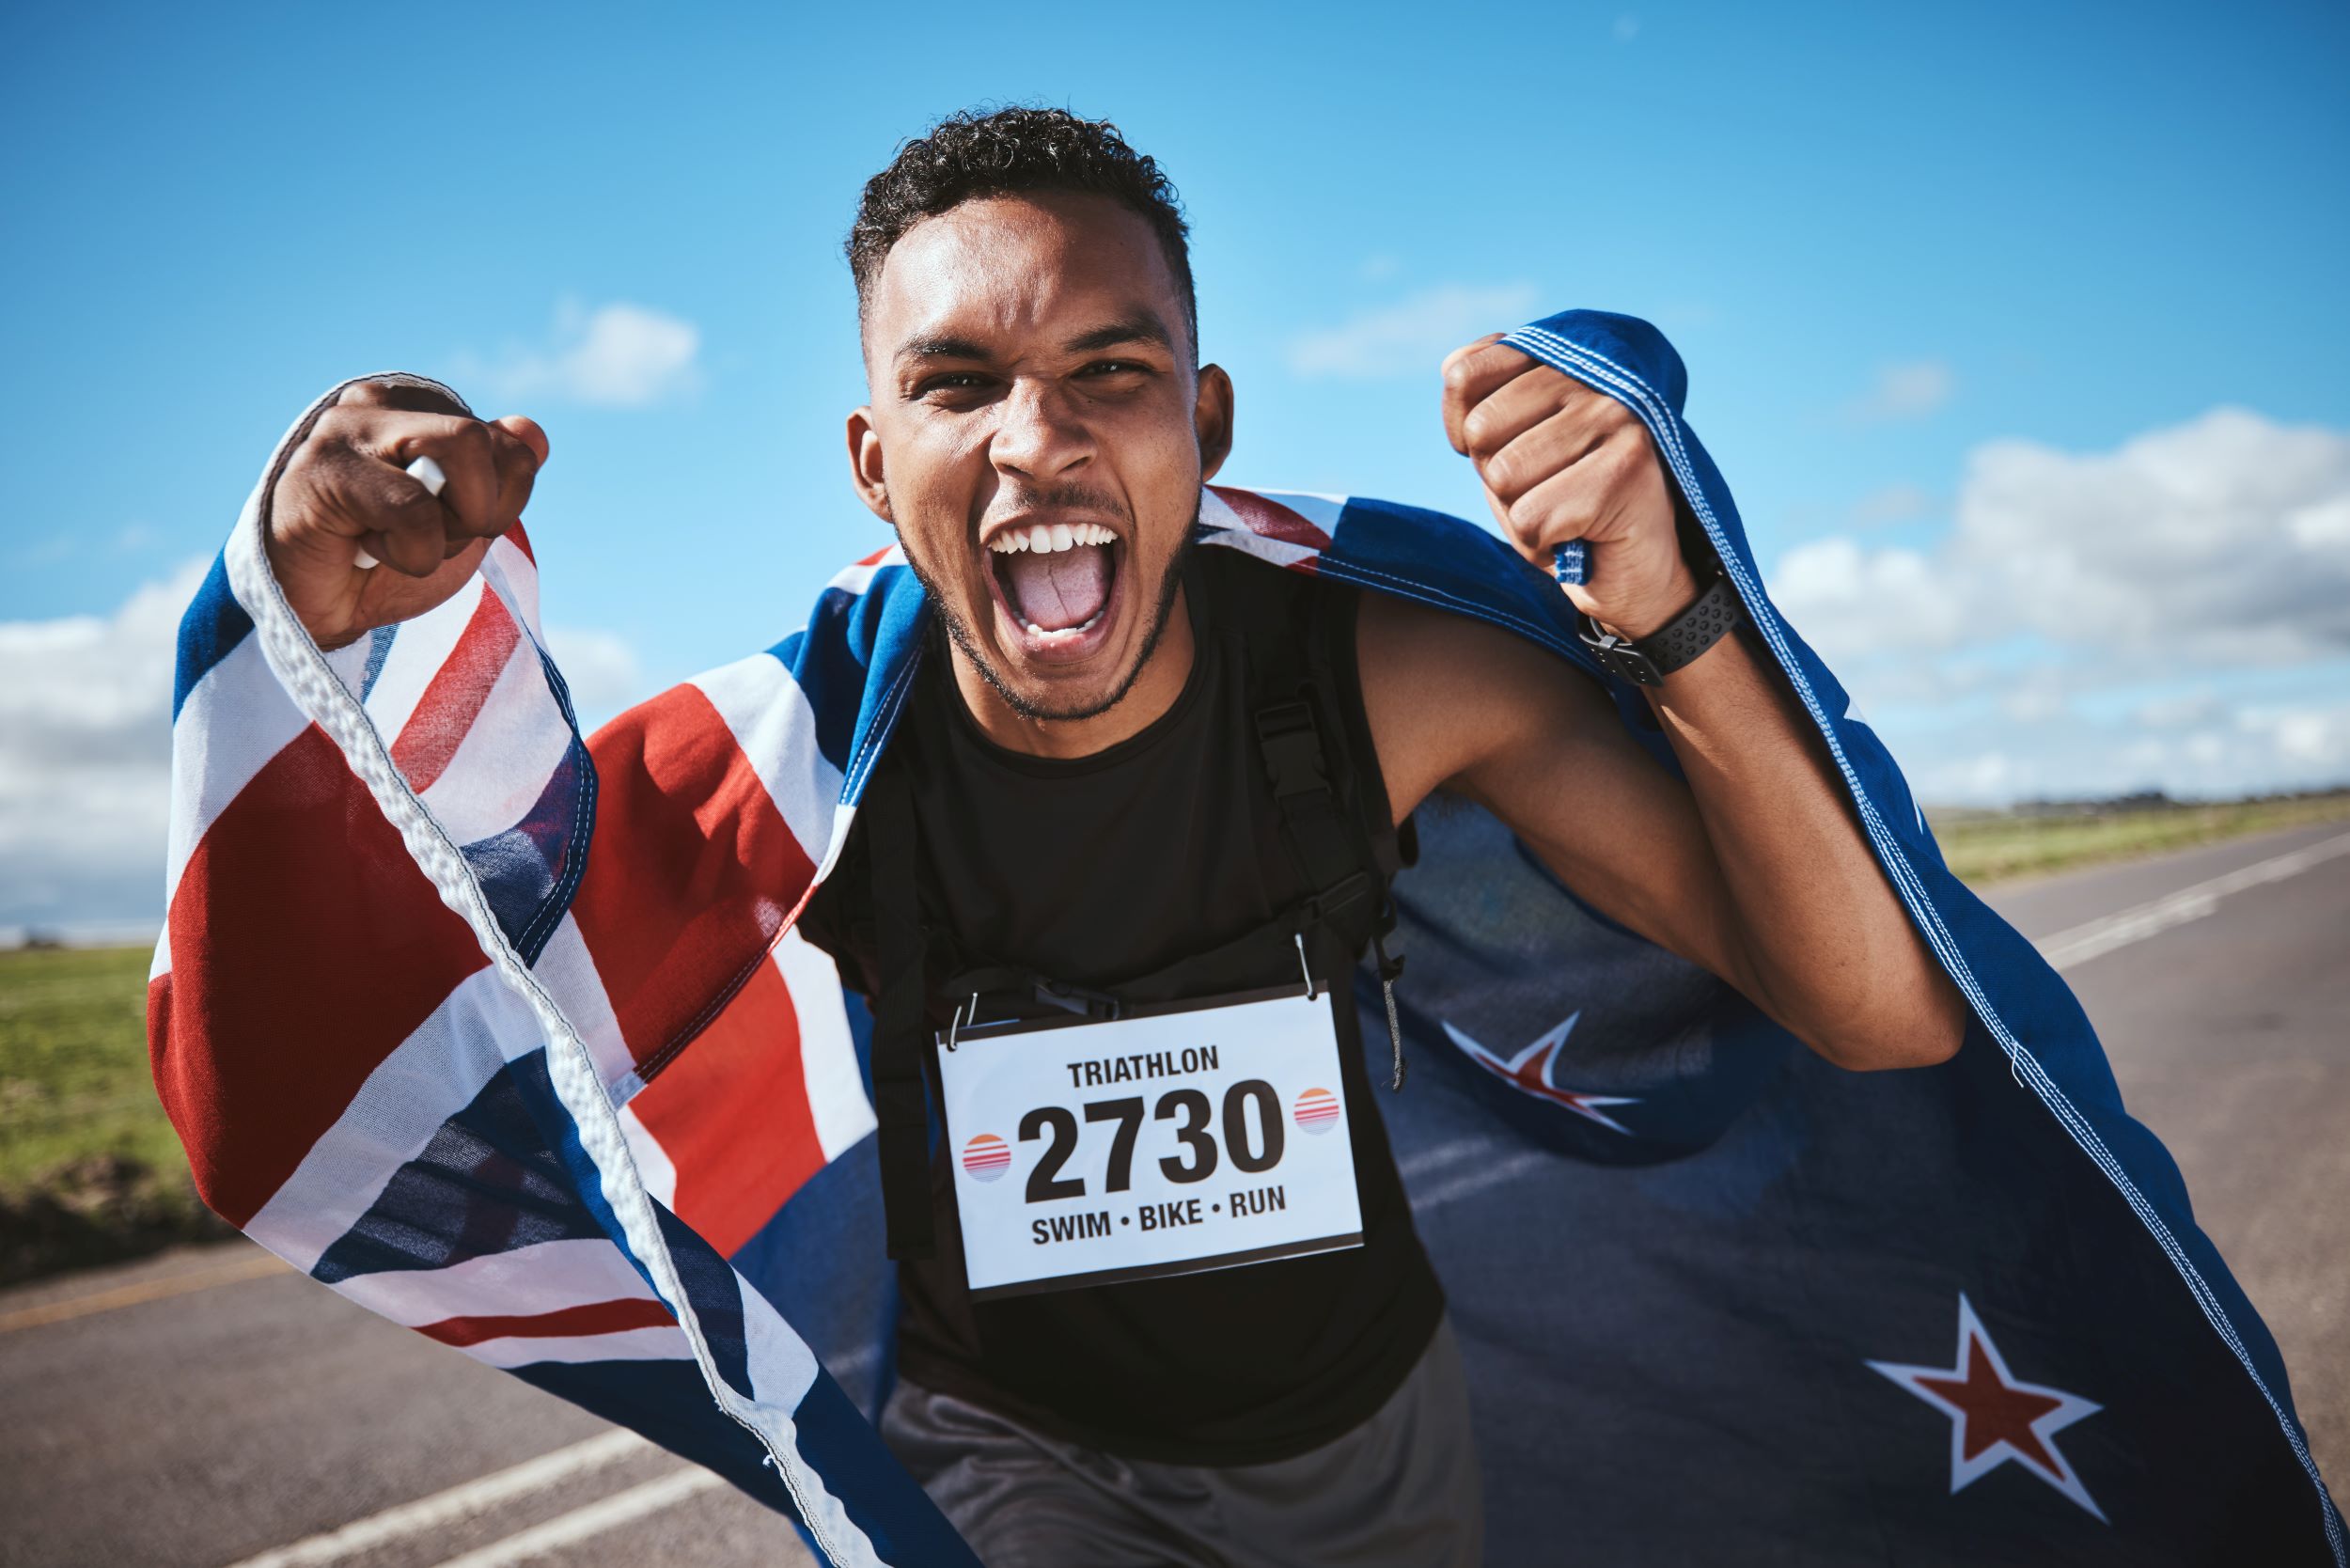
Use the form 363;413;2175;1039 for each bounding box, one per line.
866;759;936;1261
1249;619;1412;1091
1254;698;1363;899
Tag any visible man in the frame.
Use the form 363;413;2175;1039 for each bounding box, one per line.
159;107;2337;1568
255;107;1961;1563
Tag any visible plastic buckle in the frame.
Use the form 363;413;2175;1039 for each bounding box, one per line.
1035;979;1123;1023
1255;702;1328;797
1575;613;1665;688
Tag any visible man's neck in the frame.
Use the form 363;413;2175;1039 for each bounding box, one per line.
948;586;1197;760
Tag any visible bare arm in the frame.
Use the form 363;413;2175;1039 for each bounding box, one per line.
1363;592;1966;1070
1356;338;1969;1072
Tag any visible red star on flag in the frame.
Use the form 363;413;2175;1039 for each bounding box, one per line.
1440;1011;1637;1134
1868;1294;2106;1522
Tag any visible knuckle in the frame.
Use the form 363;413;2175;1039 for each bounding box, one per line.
1479;446;1524;499
412;415;484;463
386;491;449;541
335;379;397;409
1460;402;1503;458
441;419;494;482
1503;498;1549;549
1605;430;1657;483
307;404;363;449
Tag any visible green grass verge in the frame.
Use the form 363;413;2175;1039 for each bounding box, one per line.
0;944;228;1283
1931;792;2350;887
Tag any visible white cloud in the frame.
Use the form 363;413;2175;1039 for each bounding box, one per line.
1778;406;2350;671
1847;359;1954;422
1892;694;2350;806
461;299;701;408
1847;482;1935;526
1773;534;1968;657
544;624;646;732
1285;283;1542;381
0;567;650;939
1775;406;2350;802
0;559;202;939
2289;494;2350;549
2259;704;2350;768
2132;690;2226;729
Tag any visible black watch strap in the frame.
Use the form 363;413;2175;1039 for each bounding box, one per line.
1575;574;1745;688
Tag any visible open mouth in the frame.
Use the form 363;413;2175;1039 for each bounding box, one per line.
985;520;1124;657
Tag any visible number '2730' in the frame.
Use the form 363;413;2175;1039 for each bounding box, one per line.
1018;1080;1286;1203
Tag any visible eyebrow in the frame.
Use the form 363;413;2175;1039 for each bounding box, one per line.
890;311;1175;370
894;334;993;368
1064;312;1173;354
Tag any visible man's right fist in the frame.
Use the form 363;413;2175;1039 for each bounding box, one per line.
267;379;549;650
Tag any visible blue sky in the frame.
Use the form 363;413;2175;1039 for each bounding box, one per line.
4;1;2347;933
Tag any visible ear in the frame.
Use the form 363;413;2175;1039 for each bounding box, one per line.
1194;364;1235;483
846;406;894;524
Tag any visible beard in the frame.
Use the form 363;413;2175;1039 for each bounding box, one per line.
897;496;1199;725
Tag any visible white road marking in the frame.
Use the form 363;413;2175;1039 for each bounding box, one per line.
1399;1137;1485;1184
222;1431;651;1568
1408;1150;1551;1215
209;827;2342;1568
0;1250;284;1335
2036;830;2350;972
420;1466;727;1568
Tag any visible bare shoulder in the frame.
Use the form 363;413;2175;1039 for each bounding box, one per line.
1355;587;1617;824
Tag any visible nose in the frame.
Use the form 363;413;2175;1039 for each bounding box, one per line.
988;378;1093;483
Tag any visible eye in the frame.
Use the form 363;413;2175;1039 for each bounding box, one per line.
1078;359;1152;378
912;371;996;400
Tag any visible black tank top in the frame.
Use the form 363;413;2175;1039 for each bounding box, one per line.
799;547;1444;1465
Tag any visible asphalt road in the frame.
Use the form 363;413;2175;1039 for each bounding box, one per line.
4;821;2342;1568
1975;819;2350;1490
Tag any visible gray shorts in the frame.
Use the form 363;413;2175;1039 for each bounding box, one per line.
878;1317;1483;1568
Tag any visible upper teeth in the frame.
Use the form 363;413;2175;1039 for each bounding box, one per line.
987;522;1116;554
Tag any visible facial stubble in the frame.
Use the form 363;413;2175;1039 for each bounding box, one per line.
897;500;1200;725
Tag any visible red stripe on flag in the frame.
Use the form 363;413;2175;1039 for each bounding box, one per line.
628;958;826;1257
389;590;523;793
573;685;817;1074
1211;486;1335;551
415;1295;676;1347
504;521;537;564
149;725;491;1228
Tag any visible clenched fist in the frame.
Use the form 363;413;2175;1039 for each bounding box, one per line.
267;379;549;650
1440;337;1697;639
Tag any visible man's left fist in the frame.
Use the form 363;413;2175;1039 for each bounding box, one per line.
1441;335;1698;639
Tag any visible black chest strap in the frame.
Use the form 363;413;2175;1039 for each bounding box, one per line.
866;757;937;1261
859;567;1409;1260
1232;576;1409;1090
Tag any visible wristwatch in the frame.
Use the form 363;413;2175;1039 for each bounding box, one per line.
1574;573;1745;688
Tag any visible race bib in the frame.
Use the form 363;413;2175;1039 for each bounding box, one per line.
935;985;1364;1301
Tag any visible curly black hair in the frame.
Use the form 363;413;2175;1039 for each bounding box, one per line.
846;106;1196;357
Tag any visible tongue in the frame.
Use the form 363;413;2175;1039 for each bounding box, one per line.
1003;544;1112;632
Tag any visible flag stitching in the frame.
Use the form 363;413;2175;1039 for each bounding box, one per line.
1509;321;2345;1562
216;386;884;1567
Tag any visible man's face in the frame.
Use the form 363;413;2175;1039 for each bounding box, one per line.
848;191;1232;721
